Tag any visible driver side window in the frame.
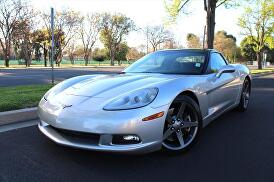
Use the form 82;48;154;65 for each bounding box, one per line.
207;53;227;73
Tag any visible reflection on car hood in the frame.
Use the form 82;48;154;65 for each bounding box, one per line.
64;73;179;97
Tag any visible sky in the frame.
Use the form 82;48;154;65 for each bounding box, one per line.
31;0;245;47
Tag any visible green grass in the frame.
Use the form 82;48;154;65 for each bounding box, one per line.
0;85;52;112
0;59;132;68
251;68;274;75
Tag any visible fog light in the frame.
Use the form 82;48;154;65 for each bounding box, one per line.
123;135;140;142
112;135;141;144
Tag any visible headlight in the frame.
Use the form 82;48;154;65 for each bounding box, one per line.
103;88;158;110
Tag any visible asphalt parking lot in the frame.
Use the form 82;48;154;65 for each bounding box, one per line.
0;74;273;182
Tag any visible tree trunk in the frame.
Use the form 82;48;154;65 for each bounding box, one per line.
84;54;89;66
257;52;262;70
152;45;156;52
23;42;31;67
110;53;115;66
43;45;47;67
69;54;74;65
5;58;9;67
206;0;216;49
110;49;115;66
4;51;10;67
56;51;62;67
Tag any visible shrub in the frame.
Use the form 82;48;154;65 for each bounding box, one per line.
93;55;106;62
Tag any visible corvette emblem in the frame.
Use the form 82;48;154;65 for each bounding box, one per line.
62;104;72;109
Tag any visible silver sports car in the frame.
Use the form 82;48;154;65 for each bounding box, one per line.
38;49;251;154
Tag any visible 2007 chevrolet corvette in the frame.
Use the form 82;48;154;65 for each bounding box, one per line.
38;49;251;154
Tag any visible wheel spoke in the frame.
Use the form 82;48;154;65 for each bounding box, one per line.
243;84;250;108
181;121;198;128
176;131;185;146
163;127;174;140
166;108;174;124
245;84;249;93
244;84;250;99
177;103;186;119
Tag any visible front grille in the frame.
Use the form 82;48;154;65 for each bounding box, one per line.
49;125;100;145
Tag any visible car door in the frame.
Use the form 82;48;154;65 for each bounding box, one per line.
206;52;239;116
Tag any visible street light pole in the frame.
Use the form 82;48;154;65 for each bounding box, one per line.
50;7;55;85
202;25;206;49
146;28;149;54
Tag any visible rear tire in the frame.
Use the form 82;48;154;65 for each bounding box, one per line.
162;95;202;153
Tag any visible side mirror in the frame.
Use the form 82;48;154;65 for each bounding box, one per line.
216;66;235;78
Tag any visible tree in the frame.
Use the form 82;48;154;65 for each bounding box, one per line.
264;36;274;63
137;44;147;55
41;9;82;66
162;39;179;49
240;36;257;62
65;42;77;64
265;47;274;63
100;13;135;66
127;47;145;61
186;33;202;48
165;0;239;49
92;48;107;63
0;0;32;67
238;0;274;69
12;19;33;67
115;42;129;65
32;29;50;67
214;31;237;62
79;13;102;66
11;5;35;67
145;25;173;51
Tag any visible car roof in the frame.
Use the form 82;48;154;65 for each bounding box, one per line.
156;48;217;53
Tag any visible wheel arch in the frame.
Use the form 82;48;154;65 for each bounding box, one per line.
245;75;252;88
176;90;200;106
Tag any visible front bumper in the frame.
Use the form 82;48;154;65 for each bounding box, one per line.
38;120;161;154
38;96;169;154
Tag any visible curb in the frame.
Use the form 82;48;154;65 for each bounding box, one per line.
252;72;274;78
0;107;38;126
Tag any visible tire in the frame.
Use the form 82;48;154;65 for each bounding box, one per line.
162;95;202;153
237;79;251;112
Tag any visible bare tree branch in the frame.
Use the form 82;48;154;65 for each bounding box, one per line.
178;0;191;12
216;0;229;8
146;25;173;51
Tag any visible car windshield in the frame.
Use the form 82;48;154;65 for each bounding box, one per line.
124;50;206;75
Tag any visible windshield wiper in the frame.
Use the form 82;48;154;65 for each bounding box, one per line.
126;72;156;74
117;71;126;74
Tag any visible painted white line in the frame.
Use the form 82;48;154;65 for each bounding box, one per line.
0;120;38;133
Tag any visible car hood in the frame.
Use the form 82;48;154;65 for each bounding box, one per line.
63;73;179;98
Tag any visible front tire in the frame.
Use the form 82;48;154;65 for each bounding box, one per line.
162;95;202;153
237;79;251;112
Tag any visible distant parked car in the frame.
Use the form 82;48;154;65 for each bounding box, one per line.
38;49;251;154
